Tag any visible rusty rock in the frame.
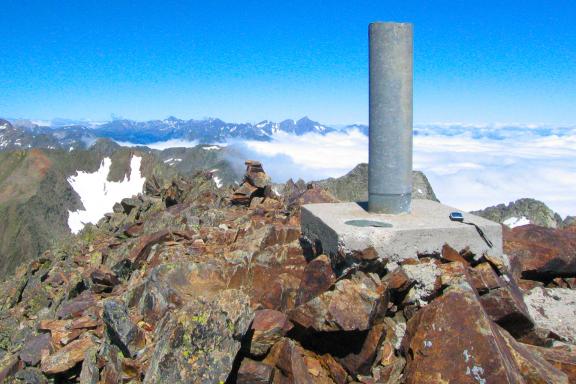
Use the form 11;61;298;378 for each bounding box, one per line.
504;224;576;281
237;358;274;384
526;344;576;382
479;285;534;337
468;262;504;293
289;272;387;332
249;309;294;357
441;243;468;264
125;230;172;269
403;285;532;383
295;255;336;306
90;268;120;291
41;337;95;375
337;323;386;375
495;326;569;383
382;267;411;292
264;338;336;384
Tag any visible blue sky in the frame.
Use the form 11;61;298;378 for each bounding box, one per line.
0;0;574;125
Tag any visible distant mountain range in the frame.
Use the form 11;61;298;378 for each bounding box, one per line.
1;117;346;151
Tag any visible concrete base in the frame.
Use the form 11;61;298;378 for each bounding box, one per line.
301;200;503;263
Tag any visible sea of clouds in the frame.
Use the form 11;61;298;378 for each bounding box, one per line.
124;124;576;218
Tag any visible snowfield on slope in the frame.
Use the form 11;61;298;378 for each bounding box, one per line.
67;155;146;234
503;216;531;228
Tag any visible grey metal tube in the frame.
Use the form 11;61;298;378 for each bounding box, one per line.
368;22;413;214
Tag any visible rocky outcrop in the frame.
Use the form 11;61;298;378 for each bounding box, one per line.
248;309;294;357
472;198;563;228
144;290;253;384
504;224;576;281
0;160;574;383
314;163;439;203
288;271;387;332
402;283;566;383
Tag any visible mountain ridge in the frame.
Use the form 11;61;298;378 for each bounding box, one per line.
2;116;342;150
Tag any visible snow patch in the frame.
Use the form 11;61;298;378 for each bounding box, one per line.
202;145;220;150
210;168;222;188
503;216;531;228
67;155;146;234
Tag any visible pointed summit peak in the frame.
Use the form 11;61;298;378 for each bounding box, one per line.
296;116;313;124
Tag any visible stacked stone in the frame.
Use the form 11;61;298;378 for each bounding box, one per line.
231;160;271;205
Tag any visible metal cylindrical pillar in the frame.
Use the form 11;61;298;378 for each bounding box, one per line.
368;22;413;214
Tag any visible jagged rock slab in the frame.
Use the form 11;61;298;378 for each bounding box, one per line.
402;284;568;383
103;299;145;358
40;337;95;375
288;271;387;332
504;224;576;280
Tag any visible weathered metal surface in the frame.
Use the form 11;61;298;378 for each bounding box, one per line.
368;22;413;213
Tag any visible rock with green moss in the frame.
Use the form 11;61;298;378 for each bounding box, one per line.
144;289;253;384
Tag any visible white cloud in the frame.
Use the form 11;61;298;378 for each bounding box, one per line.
115;139;199;150
234;126;576;218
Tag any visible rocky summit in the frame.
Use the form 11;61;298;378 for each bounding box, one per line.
0;161;575;384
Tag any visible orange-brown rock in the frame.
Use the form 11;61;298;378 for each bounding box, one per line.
295;255;336;306
231;161;271;205
437;261;471;288
441;243;468;264
403;284;567;383
237;358;274;384
468;262;504;293
479;284;534;337
289;272;387;332
526;344;576;381
245;160;271;189
249;309;294;357
382;267;411;292
337;323;386;375
504;224;576;280
495;326;569;383
264;338;337;384
41;337;96;375
90;267;120;293
126;229;172;268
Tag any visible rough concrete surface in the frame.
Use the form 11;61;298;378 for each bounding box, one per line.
301;200;503;263
524;287;576;344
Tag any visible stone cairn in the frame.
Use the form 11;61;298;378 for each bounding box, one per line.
231;160;272;206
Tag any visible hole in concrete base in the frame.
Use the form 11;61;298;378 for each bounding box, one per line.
345;219;393;228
